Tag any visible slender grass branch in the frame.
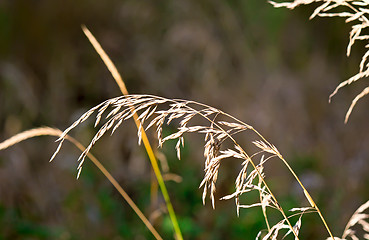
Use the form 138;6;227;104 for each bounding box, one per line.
0;127;163;240
82;25;183;240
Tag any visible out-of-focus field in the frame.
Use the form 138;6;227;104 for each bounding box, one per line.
0;1;368;239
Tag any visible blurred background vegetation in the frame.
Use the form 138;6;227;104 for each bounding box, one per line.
0;0;369;239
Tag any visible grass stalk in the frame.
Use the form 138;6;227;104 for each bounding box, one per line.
205;106;334;239
169;100;300;239
253;129;335;239
81;25;183;240
0;127;163;240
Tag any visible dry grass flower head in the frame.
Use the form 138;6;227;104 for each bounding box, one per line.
270;0;369;123
51;94;343;239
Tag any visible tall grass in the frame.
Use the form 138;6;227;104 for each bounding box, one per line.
1;1;369;239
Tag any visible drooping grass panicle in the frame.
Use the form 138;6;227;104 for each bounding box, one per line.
51;94;341;239
270;0;369;122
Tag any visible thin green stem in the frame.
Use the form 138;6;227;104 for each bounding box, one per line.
140;95;301;238
66;135;164;240
82;27;183;239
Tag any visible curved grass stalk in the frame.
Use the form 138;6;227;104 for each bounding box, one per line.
251;128;334;239
0;127;163;240
179;101;299;238
81;26;183;240
192;100;334;239
51;94;342;239
167;96;333;238
79;24;334;239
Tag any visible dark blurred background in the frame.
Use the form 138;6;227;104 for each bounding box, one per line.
1;0;369;239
